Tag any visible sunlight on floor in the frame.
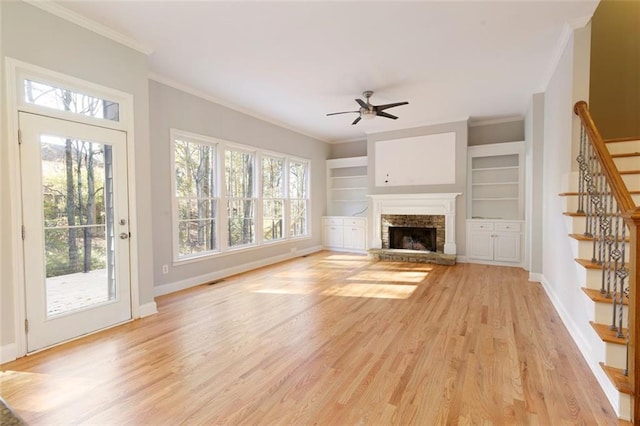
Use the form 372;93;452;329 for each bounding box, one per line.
0;370;96;413
347;269;429;284
320;283;416;299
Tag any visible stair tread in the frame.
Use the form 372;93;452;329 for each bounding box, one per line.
559;190;640;196
611;152;640;158
590;321;627;345
604;136;640;143
600;362;633;395
576;258;630;272
563;211;624;218
582;287;629;305
568;233;630;242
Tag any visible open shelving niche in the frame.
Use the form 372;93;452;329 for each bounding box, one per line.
326;156;368;217
467;142;524;220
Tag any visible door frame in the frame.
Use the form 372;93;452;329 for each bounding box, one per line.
4;58;141;357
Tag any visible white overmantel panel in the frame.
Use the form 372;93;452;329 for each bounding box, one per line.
368;193;461;254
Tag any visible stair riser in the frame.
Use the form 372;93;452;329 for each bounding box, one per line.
563;194;640;212
621;173;640;188
613;156;640;171
606;139;640;154
576;240;630;263
594;302;627;326
605;341;628;370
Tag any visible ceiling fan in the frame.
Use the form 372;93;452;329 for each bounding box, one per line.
326;91;409;125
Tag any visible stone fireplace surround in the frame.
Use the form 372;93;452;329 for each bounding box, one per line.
368;193;461;255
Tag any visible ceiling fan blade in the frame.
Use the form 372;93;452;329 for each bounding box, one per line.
352;116;362;125
327;111;359;116
377;111;398;120
355;98;368;109
375;101;409;111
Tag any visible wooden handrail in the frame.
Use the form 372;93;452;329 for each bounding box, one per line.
574;101;636;215
574;100;640;421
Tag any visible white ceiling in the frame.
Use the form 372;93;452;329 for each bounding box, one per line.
56;1;598;143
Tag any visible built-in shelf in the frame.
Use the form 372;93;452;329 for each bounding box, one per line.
327;156;368;217
467;142;524;221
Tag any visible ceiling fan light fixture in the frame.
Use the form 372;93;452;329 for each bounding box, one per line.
361;109;376;120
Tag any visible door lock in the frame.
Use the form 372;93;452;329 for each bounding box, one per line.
119;232;129;240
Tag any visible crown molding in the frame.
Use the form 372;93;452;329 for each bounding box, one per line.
539;12;595;93
148;72;329;144
24;0;154;55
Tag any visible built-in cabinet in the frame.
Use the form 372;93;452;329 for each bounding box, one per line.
466;142;524;266
466;220;522;264
324;156;368;253
322;216;367;253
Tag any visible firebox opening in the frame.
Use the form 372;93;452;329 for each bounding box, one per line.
389;227;437;252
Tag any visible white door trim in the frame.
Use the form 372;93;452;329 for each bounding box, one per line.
4;57;142;358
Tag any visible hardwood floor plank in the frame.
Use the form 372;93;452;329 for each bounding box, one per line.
0;252;625;424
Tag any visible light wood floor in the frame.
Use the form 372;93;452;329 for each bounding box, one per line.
0;251;626;424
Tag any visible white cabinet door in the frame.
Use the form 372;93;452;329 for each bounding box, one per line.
468;232;494;261
324;225;344;248
344;226;365;250
494;233;521;263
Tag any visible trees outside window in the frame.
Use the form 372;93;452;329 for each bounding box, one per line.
289;160;309;237
262;156;284;242
225;148;255;247
174;137;217;257
171;130;310;261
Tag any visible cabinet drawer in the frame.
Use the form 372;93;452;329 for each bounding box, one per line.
470;222;494;231
324;217;343;226
495;222;521;232
344;218;365;228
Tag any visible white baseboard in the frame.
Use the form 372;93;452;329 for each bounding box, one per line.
528;272;543;282
0;343;17;364
138;301;158;318
538;274;622;418
154;245;323;297
455;255;468;263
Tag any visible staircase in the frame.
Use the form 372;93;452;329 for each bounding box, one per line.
561;101;640;421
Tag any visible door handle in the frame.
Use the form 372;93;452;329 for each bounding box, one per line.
119;232;129;240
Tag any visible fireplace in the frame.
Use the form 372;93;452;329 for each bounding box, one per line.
389;227;436;251
382;214;444;252
368;193;460;255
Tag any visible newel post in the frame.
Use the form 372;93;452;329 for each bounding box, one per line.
625;208;640;422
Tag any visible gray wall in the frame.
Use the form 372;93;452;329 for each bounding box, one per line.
589;0;640;139
468;119;525;146
0;1;153;350
366;121;468;256
525;93;544;275
149;80;329;290
329;140;367;159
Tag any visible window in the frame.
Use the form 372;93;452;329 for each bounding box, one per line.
225;148;255;247
289;160;309;237
173;134;218;259
262;156;285;242
171;130;310;262
24;79;120;121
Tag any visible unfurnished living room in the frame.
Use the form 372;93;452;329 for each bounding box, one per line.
1;0;639;424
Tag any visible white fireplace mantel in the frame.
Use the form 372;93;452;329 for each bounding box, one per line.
367;193;461;255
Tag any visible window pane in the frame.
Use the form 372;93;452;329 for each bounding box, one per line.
290;200;307;237
177;198;216;221
25;80;119;121
263;200;284;241
173;136;218;258
289;161;308;199
178;220;217;255
228;199;255;246
262;156;284;198
226;149;254;198
174;139;216;198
